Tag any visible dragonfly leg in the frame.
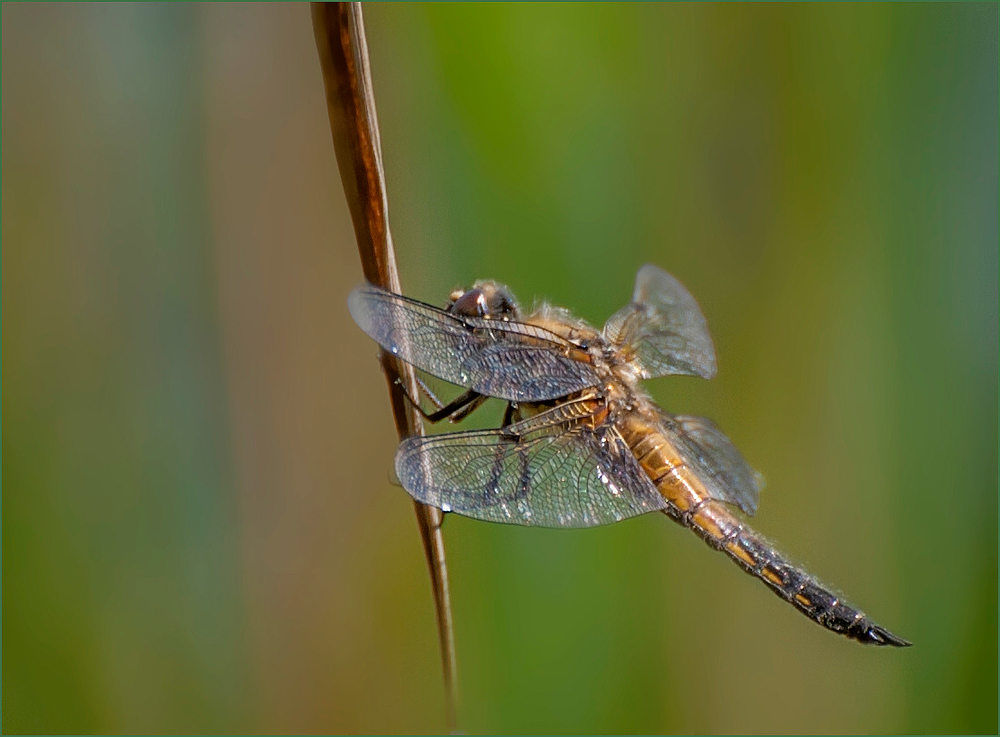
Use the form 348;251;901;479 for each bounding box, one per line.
396;375;487;424
501;402;517;427
445;392;490;423
414;375;445;410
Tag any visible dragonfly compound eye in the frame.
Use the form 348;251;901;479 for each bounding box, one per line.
448;282;521;320
448;288;489;317
476;282;520;320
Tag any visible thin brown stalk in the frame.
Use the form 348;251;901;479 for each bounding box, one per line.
311;2;458;731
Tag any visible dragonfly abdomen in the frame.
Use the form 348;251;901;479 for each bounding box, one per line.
625;423;909;646
698;507;911;646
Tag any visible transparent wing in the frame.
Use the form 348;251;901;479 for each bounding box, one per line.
349;284;601;402
395;402;668;528
602;264;717;380
660;413;763;515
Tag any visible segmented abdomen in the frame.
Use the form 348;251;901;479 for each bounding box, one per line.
621;419;909;646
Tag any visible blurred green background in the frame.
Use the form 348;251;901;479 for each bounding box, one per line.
3;3;996;733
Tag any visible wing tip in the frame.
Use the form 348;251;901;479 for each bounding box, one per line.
347;283;376;330
697;359;718;381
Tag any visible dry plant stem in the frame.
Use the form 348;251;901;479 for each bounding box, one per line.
311;3;457;730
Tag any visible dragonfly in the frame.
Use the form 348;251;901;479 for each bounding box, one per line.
348;264;909;646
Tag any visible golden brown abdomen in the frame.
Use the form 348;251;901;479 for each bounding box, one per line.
619;416;909;646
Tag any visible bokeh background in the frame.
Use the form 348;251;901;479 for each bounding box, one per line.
3;3;997;733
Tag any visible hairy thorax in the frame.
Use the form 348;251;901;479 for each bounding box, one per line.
520;301;653;428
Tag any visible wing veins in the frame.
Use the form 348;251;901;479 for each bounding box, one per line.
349;284;601;401
396;401;668;527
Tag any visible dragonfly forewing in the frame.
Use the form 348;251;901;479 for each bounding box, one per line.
349;284;602;402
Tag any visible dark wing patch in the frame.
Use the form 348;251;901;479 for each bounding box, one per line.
395;404;667;528
661;413;763;515
349;284;601;402
603;264;717;380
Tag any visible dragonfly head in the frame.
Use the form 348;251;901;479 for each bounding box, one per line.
447;281;520;321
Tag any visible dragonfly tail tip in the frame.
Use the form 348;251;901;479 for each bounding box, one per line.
861;623;912;647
